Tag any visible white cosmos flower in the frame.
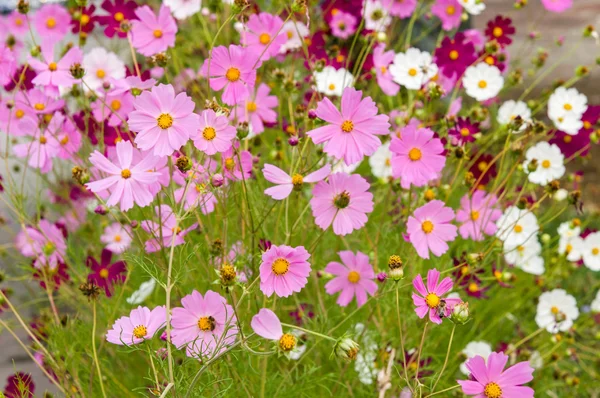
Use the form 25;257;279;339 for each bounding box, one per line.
164;0;201;20
287;330;307;360
497;100;532;133
314;66;354;97
548;87;587;135
463;63;504;101
523;142;565;185
362;0;392;32
460;341;492;375
504;239;545;275
495;206;539;247
389;48;438;90
591;290;600;312
460;0;486;15
369;141;393;180
280;21;309;53
126;279;157;305
582;231;600;271
557;221;584;261
82;47;125;93
535;289;579;334
354;323;379;385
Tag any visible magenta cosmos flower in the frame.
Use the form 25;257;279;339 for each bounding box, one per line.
373;44;399;96
193;109;236;155
201;45;257;106
131;5;177;56
141;205;198;252
412;268;461;324
324;251;378;307
485;16;515;48
458;352;534;397
15;220;66;270
307;87;390;165
87;249;127;297
98;0;138;38
171;290;238;358
128;84;198;157
251;309;299;352
434;33;477;79
541;0;572;13
310;172;374;236
106;306;166;346
382;0;417;18
33;4;71;46
86;140;161;211
233;83;278;135
456;191;502;241
263;163;331;200
431;0;462;31
29;45;82;96
407;200;457;259
259;245;311;298
329;10;357;39
390;124;446;189
241;12;287;61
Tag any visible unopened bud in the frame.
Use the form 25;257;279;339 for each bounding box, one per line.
211;173;224;188
94;205;108;215
450;301;470;325
175;156;192;173
387;255;404;281
334;337;359;361
17;0;29;14
70;63;85;79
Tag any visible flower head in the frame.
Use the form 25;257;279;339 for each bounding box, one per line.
141;205;198;252
131;5;177;56
412;268;461;324
97;0;138;38
324;251;378;307
241;12;287;61
259;245;311;298
313;66;354;97
330;10;358;39
456;191;502;241
234;83;278;136
523;142;565;185
29;45;82;95
390;48;438;90
495;206;539;247
463;63;504;101
106;306;166;346
193;109;236;155
434;33;477;79
547;87;587;135
33;4;70;46
448;117;479;145
100;223;132;254
407;200;457;259
83;47;126;93
87;249;127;297
485;16;515;47
263;163;330;200
381;0;417;18
373;44;400;96
15;220;66;270
431;0;462;31
251;308;301;354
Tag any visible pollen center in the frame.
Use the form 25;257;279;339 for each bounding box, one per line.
408;68;417;77
483;382;502;398
99;268;109;279
203;127;216;141
114;12;124;22
592;247;599;256
493;27;503;38
563;103;572;111
292;174;303;188
81;14;90;25
39;136;48;144
279;333;297;351
111;100;121;111
133;325;147;339
46;17;56;29
197;316;216;331
224;157;235;171
272;258;290;276
470;211;480;221
421;220;434;234
478;80;488;89
226;67;241;82
157;113;173;129
334;191;351;209
425;293;440;308
34;103;45;111
96;69;106;79
121;169;131;179
259;33;271;45
541;160;551;168
513;224;523;233
408;148;422;161
449;50;459;60
341;120;354;133
153;29;163;38
48;62;57;71
246;101;257;112
114;235;122;242
460;127;470;137
328;83;336;91
446;5;456;15
15;109;25;119
347;271;360;284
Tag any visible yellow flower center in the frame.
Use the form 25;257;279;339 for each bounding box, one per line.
157;113;173;129
96;69;106;79
460;127;470;137
34;103;45;111
380;66;387;74
46;17;56;29
328;83;336;91
563;103;572;111
15;109;25;119
541;160;551;168
48;62;57;71
287;31;294;39
494;270;502;279
484;382;502;398
347;271;360;284
592;247;600;256
446;5;456;15
171;226;182;235
226;67;241;82
259;33;271;45
60;136;69;145
565;243;572;254
493;27;503;38
224;157;235;171
583;121;592;129
449;50;459;60
99;268;109;279
422;220;434;234
114;235;122;242
513;224;523;233
114;12;124;22
15;17;23;26
468;282;479;293
485;56;495;65
551;306;559;314
291;174;303;188
203;126;216;141
408;68;417;77
246;101;257;112
341;120;354;133
279;333;297;351
408;148;422;161
197;316;216;331
425;293;440;308
478;161;488;172
562;135;572;143
121;169;131;179
272;258;290;276
478;80;488;89
470;211;480;221
80;14;90;25
195;183;206;193
133;325;147;339
111;100;121;111
153;29;163;38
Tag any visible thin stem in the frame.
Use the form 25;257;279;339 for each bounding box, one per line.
431;324;456;392
424;384;460;397
280;322;337;342
506;327;545;355
91;301;107;398
414;321;429;388
396;288;411;390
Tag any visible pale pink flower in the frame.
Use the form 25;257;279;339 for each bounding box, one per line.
0;46;16;86
233;83;278;135
141;205;198;252
259;244;311;298
193;109;236;155
12;117;60;173
541;0;572;13
33;4;71;46
221;147;253;181
46;112;82;160
131;5;177;56
382;0;418;18
173;164;217;214
92;91;134;127
106;306;167;346
101;223;132;254
407;200;457;259
456;191;502;241
6;11;29;36
431;0;462;31
412;268;461;324
241;12;287;61
109;76;156;96
330;11;357;39
263;163;331;200
29;45;82;96
373;44;400;96
15;220;66;270
17;89;64;115
324;251;378;307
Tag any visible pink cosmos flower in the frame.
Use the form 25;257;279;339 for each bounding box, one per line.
173;165;217;214
458;352;534;397
324;251;378;307
12;118;60;173
407;200;457;259
310;172;374;236
221;147;253;181
92;91;134;127
141;205;198;252
200;45;257;106
87;249;127;297
259;245;311;298
6;11;29;36
33;4;71;46
131;5;177;56
412;268;461;324
541;0;572;13
251;309;301;353
193;109;236;155
18;89;64;115
233;83;278;135
128;84;198;157
15;220;66;270
382;0;418;18
86;140;161;211
431;0;462;31
29;45;82;96
263;163;331;200
110;76;156;96
330;11;357;39
390;124;446;189
46;112;82;160
0;46;16;87
101;223;132;253
106;306;166;346
373;44;400;96
241;12;287;61
456;191;502;241
307;87;390;165
171;290;238;358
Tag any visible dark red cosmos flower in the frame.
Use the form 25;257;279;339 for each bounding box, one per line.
322;0;364;24
469;153;497;189
480;50;507;73
73;111;129;147
485;15;516;47
549;105;600;158
492;263;514;288
71;5;100;34
306;32;349;69
97;0;138;39
448;117;480;145
32;261;70;291
3;373;35;398
434;33;477;78
289;303;315;326
87;249;126;297
4;65;37;92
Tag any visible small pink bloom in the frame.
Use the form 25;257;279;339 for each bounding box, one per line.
0;46;16;87
458;352;534;397
324;251;378;307
456;191;502;241
390;124;446;189
171;290;238;358
221;146;253;181
263;163;331;200
407;200;457;259
33;4;71;46
431;0;462;31
106;306;167;346
330;11;357;39
29;45;82;95
541;0;572;13
101;223;132;253
86;140;161;211
233;83;278;135
141;205;198;252
307;87;390;165
373;44;400;96
110;76;156;96
7;11;29;36
193;109;236;155
241;12;287;61
46;112;82;160
131;5;177;56
173;165;217;214
310;172;374;236
259;244;311;298
128;84;198;157
200;45;257;106
15;220;66;270
412;268;461;324
382;0;417;18
12;117;60;173
92;91;134;127
18;89;64;115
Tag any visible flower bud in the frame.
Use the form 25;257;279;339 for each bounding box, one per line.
219;263;237;287
72;166;90;185
334;337;359;361
30;46;41;57
94;205;108;215
17;0;29;14
211;173;224;188
387;255;404;281
308;109;317;119
130;220;139;229
237;122;249;139
70;63;85;79
527;158;538;173
175;156;192;173
288;136;299;146
450;301;470;325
